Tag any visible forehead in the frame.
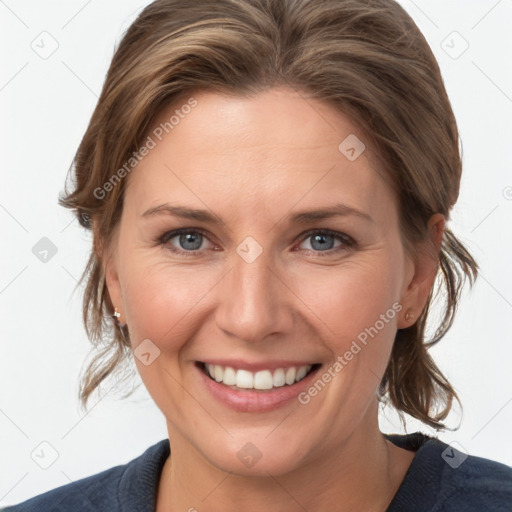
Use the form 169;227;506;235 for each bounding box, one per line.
125;87;394;220
146;87;365;162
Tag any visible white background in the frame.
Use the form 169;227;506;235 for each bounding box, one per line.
1;0;511;506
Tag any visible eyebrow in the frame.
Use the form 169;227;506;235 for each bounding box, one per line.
141;203;374;225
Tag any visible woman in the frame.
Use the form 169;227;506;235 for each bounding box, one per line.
3;0;511;510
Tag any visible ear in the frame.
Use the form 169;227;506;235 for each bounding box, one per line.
98;225;125;323
104;251;124;321
397;213;445;329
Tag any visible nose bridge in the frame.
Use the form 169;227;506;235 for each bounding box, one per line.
215;243;292;342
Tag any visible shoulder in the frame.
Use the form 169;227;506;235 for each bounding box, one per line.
435;445;512;511
385;432;512;512
1;464;126;512
1;439;170;512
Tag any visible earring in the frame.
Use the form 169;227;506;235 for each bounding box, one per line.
405;311;414;321
111;306;130;344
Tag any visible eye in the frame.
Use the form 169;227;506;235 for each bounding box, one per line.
296;229;355;256
158;228;215;256
157;228;356;258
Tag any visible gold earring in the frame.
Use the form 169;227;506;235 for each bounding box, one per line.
405;311;414;321
112;307;121;319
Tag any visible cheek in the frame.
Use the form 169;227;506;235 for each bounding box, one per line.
120;256;219;346
121;242;403;345
117;253;221;414
291;253;404;398
296;255;402;337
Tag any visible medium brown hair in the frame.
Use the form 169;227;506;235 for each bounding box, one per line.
60;0;478;428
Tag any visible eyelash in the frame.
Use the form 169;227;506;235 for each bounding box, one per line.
157;228;357;258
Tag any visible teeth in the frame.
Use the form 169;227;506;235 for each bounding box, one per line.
253;370;273;390
223;366;236;386
236;369;254;389
295;366;308;381
285;367;296;385
204;364;313;390
273;368;286;387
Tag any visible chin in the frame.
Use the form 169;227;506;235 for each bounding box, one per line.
198;434;312;477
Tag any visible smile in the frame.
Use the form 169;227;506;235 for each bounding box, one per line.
195;360;323;412
200;362;317;390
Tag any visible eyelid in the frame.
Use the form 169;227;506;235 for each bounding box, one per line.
159;227;211;244
294;228;355;246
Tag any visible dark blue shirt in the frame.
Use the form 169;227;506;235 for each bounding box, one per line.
2;432;511;511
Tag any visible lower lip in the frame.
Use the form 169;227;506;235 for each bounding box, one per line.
196;363;321;412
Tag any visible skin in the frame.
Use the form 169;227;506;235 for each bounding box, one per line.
103;87;444;511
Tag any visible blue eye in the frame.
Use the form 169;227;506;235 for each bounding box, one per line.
297;229;355;256
303;233;338;251
175;232;204;251
160;229;211;254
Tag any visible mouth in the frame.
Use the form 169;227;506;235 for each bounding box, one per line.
195;361;321;392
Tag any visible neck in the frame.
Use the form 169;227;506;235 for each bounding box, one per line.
156;407;414;512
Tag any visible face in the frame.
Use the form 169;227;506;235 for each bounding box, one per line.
104;87;437;477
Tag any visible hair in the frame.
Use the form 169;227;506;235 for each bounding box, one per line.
60;0;478;428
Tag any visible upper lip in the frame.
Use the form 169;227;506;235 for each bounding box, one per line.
198;359;319;372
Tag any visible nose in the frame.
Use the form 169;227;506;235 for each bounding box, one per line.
214;248;294;344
